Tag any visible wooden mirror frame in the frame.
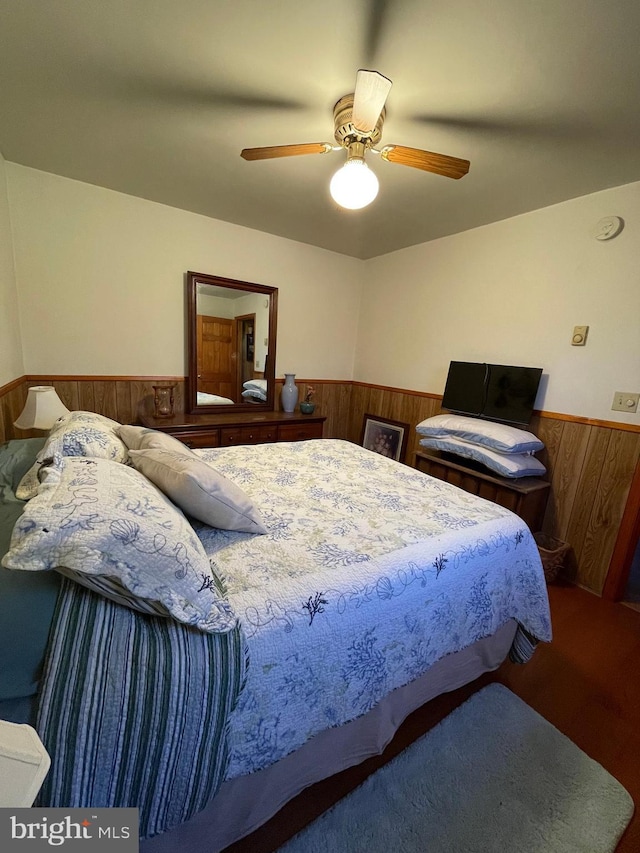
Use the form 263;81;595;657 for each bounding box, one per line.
186;271;278;414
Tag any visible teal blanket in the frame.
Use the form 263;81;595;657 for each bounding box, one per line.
0;437;60;706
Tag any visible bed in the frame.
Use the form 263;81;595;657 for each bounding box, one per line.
197;391;235;405
0;414;552;851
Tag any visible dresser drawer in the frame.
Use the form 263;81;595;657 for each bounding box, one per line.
139;399;327;451
178;429;220;449
220;425;278;446
278;422;323;442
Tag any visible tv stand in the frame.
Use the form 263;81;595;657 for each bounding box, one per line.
414;449;550;532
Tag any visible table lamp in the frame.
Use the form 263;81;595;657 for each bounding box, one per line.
13;386;70;430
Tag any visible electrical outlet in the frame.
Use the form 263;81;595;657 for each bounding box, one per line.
611;392;639;413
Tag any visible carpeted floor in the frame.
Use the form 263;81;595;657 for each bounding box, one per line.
277;684;634;853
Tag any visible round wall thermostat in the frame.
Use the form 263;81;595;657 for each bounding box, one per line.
592;216;624;241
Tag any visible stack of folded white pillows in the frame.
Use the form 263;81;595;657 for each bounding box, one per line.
416;414;546;479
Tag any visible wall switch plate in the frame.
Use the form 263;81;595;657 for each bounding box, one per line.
571;325;589;346
611;392;639;413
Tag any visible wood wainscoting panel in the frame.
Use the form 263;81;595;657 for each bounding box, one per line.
2;375;639;598
405;395;441;461
564;426;612;584
91;381;119;421
347;383;374;443
0;380;28;444
576;430;640;594
344;383;441;462
540;420;592;543
50;380;81;411
603;458;640;601
310;381;351;440
77;381;96;413
529;413;564;479
128;380;162;417
346;382;640;596
14;378;188;434
115;381;135;426
273;379;351;440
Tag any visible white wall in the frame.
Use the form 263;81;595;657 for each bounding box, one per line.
197;293;236;319
0;152;24;386
357;181;640;423
6;164;363;379
5;162;639;424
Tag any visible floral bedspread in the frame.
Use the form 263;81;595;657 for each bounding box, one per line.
195;439;552;779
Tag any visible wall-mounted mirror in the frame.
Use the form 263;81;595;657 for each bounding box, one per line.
186;271;278;414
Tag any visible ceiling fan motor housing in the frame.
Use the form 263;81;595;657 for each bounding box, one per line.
333;94;385;148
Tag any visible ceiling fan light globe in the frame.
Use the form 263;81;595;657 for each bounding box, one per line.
329;161;379;210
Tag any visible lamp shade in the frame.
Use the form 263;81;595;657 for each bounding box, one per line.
329;160;379;210
13;386;70;431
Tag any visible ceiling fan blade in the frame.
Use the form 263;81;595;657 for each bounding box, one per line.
352;69;392;134
380;145;470;179
363;0;392;65
96;69;308;112
241;143;332;161
412;113;589;141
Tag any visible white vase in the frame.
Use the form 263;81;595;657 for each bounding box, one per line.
281;374;298;413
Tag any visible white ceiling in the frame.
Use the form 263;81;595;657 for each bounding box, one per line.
1;1;639;259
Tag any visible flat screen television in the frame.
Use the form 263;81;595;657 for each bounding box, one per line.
441;361;543;426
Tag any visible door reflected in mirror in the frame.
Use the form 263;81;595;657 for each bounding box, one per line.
187;272;278;413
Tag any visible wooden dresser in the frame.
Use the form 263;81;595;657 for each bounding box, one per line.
138;398;326;449
414;449;550;532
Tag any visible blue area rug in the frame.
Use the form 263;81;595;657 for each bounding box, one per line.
279;684;634;853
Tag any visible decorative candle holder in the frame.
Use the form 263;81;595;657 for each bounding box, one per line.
153;384;176;418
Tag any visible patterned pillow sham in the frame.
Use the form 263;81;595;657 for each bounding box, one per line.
419;436;546;478
2;455;237;634
416;414;544;454
16;411;128;500
128;448;267;534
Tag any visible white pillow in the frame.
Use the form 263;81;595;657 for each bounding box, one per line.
243;379;267;393
118;424;193;454
241;389;267;401
2;455;237;633
128;448;267;534
16;411;128;500
419;436;546;479
416;414;543;454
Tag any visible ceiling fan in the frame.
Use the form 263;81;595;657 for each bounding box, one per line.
240;70;470;210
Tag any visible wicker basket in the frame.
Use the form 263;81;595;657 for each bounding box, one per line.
534;532;570;583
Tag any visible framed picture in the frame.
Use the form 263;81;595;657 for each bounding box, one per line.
360;414;410;463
